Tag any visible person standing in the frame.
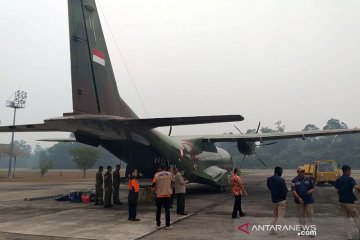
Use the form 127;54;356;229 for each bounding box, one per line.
113;164;122;205
231;168;248;218
335;165;360;240
128;169;140;221
174;168;188;215
267;166;288;236
169;167;175;208
152;164;174;229
291;166;315;227
104;166;113;208
95;166;104;205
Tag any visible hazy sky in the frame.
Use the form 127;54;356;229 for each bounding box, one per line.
1;0;360;149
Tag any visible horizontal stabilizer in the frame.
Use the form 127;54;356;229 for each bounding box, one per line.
109;115;244;128
0;123;61;133
37;138;76;142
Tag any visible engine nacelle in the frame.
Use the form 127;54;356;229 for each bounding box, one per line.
237;140;256;155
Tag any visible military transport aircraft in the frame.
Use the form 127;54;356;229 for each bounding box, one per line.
1;0;360;190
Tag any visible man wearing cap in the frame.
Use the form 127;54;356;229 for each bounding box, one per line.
267;166;288;236
291;165;315;227
335;165;360;240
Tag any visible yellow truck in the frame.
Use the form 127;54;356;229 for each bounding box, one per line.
304;160;341;185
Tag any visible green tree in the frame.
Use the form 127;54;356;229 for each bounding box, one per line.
303;124;319;131
14;140;31;156
260;127;276;133
274;120;285;132
246;129;257;134
39;159;53;178
323;118;348;130
69;146;101;177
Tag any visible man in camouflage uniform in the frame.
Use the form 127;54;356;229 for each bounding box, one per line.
113;164;123;205
95;166;104;205
104;166;113;208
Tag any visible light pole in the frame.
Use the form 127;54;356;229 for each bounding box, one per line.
6;90;27;178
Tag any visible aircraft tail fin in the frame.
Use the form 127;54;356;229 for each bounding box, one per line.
67;0;138;118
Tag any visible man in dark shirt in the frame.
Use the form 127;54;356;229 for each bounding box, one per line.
291;166;315;227
267;166;288;236
335;165;360;240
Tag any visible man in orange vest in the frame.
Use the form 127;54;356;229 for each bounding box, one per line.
231;168;248;218
152;164;174;229
128;169;140;221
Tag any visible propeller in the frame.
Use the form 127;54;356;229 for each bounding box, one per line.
239;153;267;168
254;152;267;167
239;154;247;167
256;121;261;133
234;121;261;134
168;126;172;136
261;142;277;146
233;121;270;168
233;125;243;134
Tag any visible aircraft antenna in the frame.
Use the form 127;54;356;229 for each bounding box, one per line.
96;1;149;117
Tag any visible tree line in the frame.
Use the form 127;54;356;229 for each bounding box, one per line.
0;141;121;177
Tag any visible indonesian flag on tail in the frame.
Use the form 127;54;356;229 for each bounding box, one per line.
92;48;105;66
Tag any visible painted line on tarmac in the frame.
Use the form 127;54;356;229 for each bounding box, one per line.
24;194;66;201
136;195;233;239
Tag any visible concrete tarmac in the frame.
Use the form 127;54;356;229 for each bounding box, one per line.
0;169;358;240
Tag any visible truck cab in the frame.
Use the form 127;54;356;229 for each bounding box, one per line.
304;160;340;185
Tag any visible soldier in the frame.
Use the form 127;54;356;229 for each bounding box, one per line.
113;164;122;205
95;166;104;205
104;166;113;208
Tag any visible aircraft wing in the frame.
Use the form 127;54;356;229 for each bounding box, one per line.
179;128;360;142
0;123;61;132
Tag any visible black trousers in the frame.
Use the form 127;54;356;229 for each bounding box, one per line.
95;186;103;205
170;188;175;206
104;188;113;207
176;193;185;214
113;184;120;204
232;195;244;218
128;202;137;219
156;197;170;227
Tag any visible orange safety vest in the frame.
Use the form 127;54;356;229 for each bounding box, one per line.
128;178;139;193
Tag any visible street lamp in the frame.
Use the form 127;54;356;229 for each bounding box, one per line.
6;90;27;178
